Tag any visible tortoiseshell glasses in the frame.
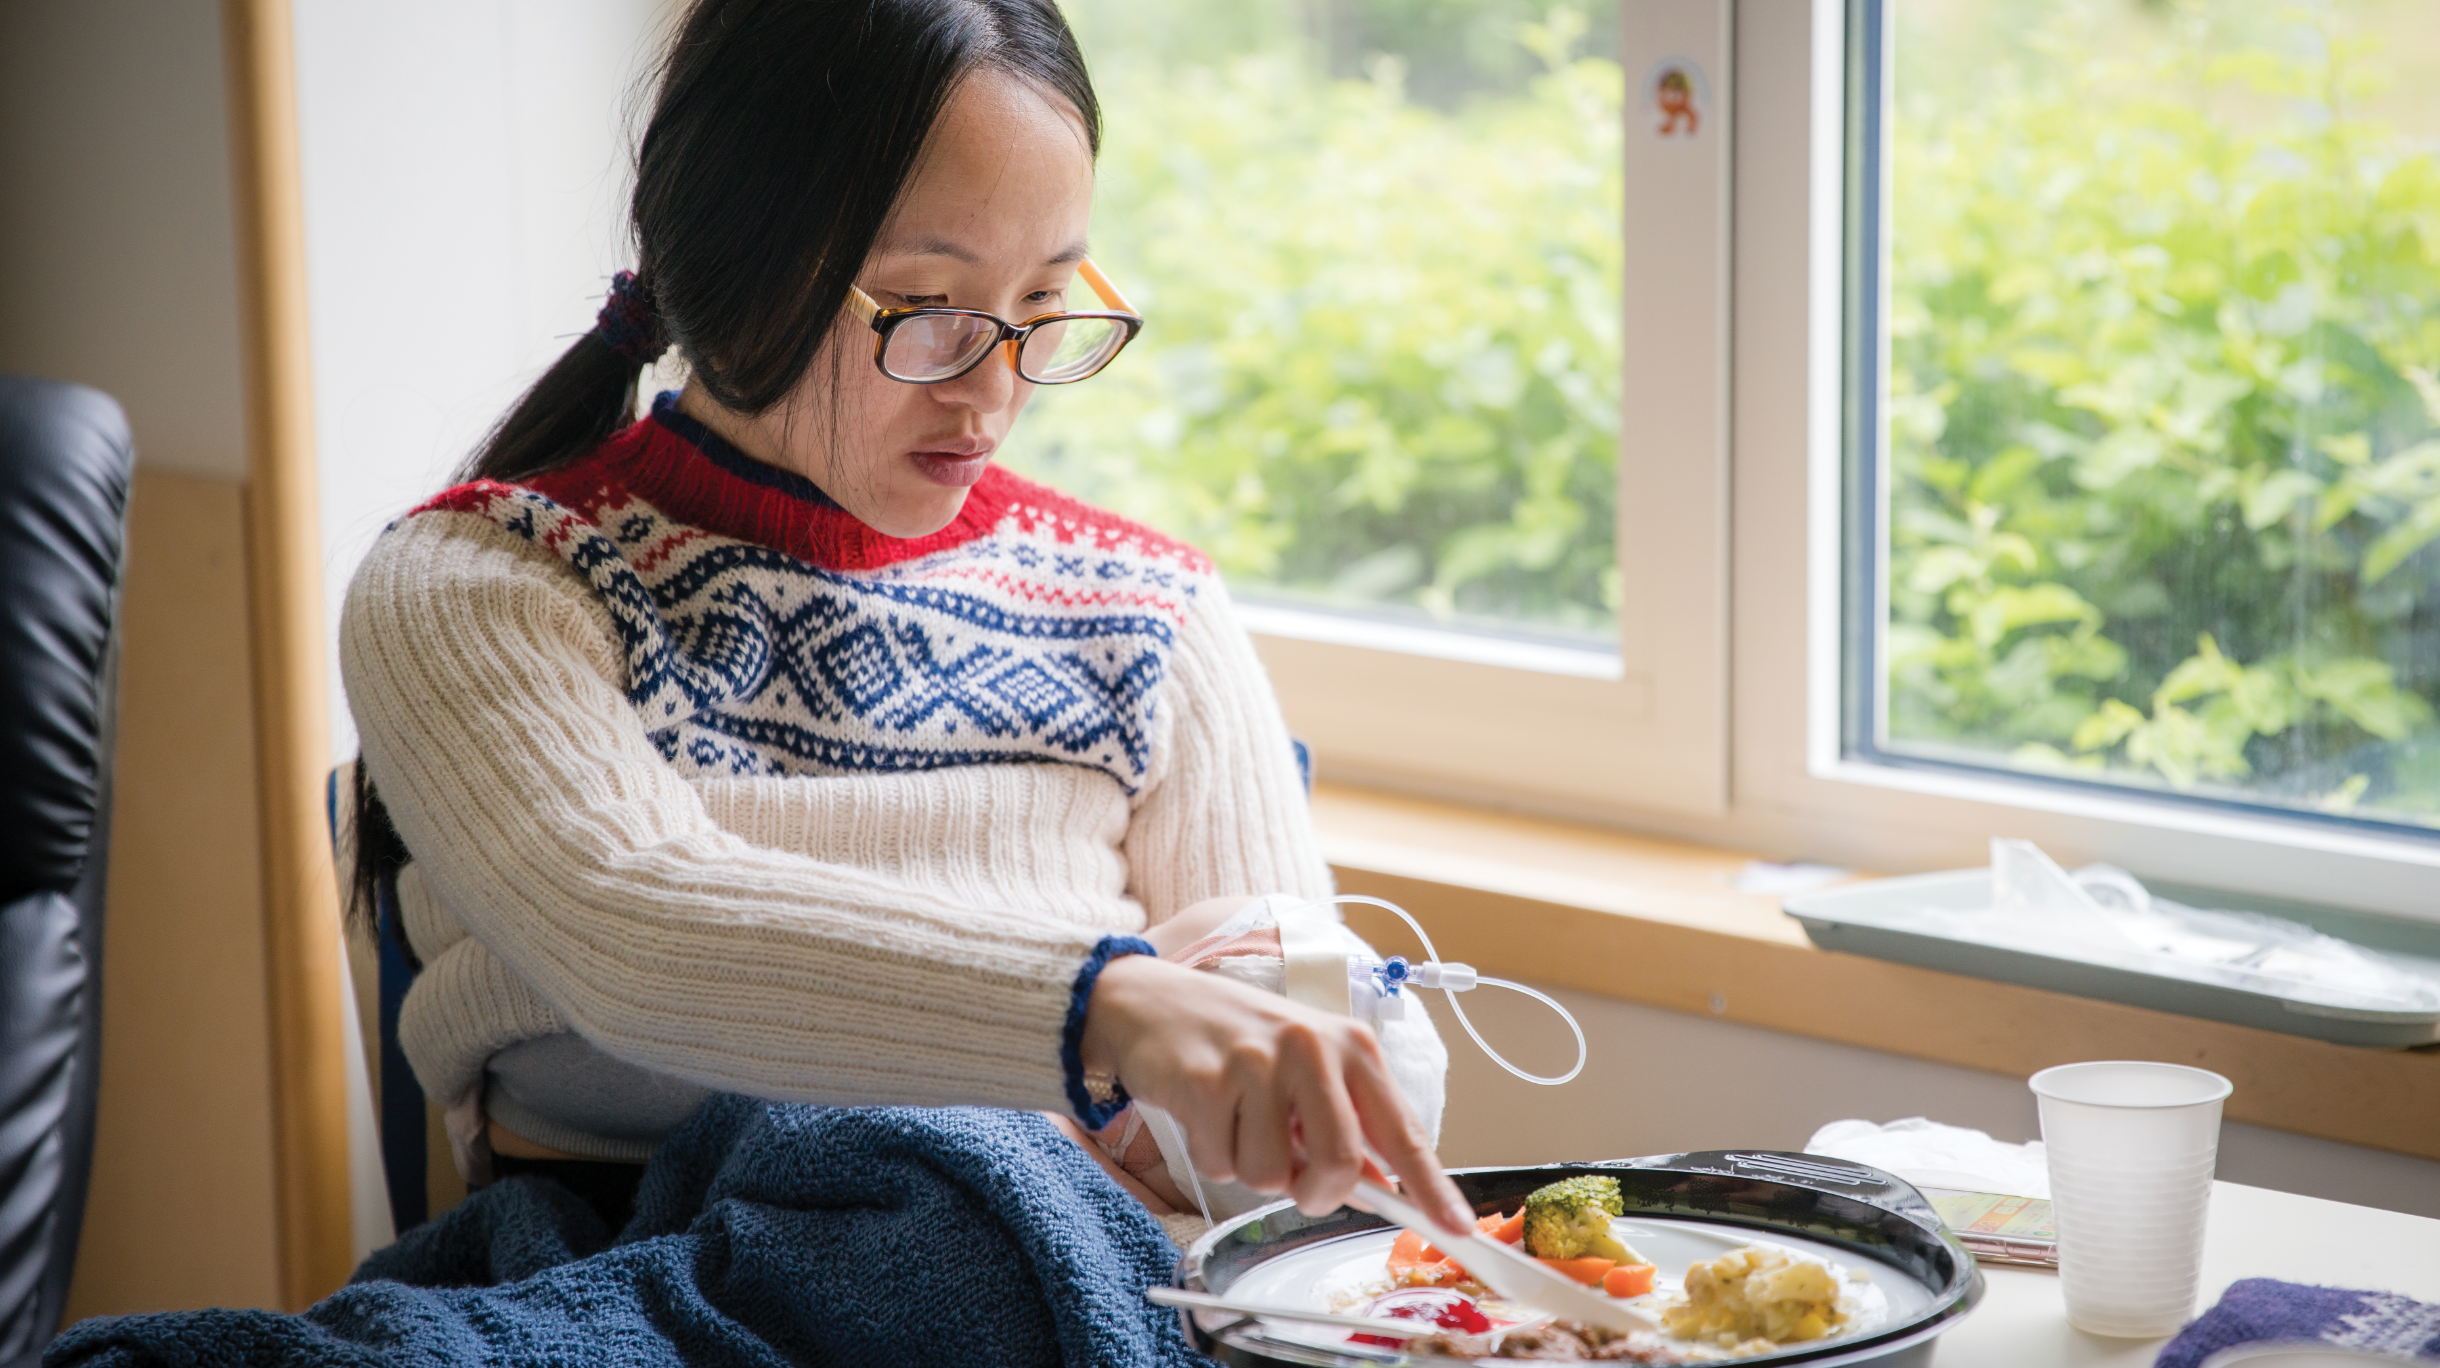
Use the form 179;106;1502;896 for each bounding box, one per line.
846;258;1143;385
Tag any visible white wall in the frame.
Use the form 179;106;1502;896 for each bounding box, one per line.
0;0;248;477
294;0;674;760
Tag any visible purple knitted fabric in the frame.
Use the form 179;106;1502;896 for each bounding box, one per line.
593;270;664;364
2156;1279;2440;1367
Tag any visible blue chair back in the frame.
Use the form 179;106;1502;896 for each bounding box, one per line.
325;765;455;1236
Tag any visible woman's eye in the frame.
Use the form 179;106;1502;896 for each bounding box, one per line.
889;292;946;308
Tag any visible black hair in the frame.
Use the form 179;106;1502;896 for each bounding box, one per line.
351;0;1103;934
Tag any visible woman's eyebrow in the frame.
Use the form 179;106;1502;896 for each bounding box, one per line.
878;234;982;263
873;235;1092;267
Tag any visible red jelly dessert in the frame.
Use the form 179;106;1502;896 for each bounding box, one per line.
1350;1288;1496;1346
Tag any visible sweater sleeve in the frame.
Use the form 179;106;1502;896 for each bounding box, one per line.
342;512;1108;1111
1122;576;1336;926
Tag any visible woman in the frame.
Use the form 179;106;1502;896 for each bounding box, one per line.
341;0;1468;1241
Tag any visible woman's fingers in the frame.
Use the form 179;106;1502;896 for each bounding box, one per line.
1080;955;1465;1226
1231;1068;1294;1193
1282;1039;1365;1215
1346;1048;1471;1232
1176;1080;1242;1185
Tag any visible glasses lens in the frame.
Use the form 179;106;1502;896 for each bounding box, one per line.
1019;317;1127;383
882;313;1000;381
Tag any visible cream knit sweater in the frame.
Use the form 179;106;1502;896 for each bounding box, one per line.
341;398;1334;1155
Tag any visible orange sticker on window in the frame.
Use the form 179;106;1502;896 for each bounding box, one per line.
1643;59;1706;138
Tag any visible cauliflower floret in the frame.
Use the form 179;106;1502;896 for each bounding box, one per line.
1662;1245;1848;1345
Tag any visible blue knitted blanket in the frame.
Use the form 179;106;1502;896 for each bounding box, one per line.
47;1100;1204;1368
2156;1278;2440;1366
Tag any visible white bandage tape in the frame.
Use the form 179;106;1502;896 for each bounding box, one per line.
1275;894;1353;1017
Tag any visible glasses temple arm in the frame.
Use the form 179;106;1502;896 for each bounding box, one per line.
1077;258;1138;317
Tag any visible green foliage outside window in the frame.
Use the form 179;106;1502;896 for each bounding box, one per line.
1008;1;1624;639
1015;0;2440;827
1884;4;2440;825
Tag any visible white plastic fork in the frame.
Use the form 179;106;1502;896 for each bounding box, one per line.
1350;1179;1659;1335
1145;1286;1436;1339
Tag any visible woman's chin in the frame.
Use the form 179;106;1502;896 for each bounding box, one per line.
862;486;974;540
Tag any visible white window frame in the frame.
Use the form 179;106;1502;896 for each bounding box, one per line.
1265;0;2440;925
1249;0;1737;821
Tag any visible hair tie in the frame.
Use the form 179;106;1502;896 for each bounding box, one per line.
594;270;666;365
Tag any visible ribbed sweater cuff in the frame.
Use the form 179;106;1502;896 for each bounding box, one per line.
1063;935;1157;1129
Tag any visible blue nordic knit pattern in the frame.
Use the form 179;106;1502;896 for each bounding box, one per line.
44;1100;1205;1368
410;395;1210;794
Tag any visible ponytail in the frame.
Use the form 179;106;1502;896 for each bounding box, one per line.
346;765;412;965
460;271;667;485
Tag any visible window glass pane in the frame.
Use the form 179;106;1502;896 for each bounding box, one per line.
1007;1;1624;644
1876;1;2440;829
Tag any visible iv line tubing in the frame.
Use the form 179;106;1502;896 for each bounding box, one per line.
1310;895;1587;1087
1144;1104;1214;1227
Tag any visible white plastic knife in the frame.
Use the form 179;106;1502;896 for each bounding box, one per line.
1351;1178;1659;1335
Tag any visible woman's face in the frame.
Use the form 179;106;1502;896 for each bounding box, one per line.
682;70;1098;538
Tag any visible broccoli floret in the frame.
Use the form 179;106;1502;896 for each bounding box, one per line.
1522;1175;1638;1263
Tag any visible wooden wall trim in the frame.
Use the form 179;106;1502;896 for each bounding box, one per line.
221;0;353;1308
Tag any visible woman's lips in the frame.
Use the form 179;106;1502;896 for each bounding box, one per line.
910;446;992;488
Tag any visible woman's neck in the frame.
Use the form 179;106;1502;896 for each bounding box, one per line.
676;381;816;487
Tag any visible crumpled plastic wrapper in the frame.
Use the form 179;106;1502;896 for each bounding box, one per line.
1804;1116;2050;1199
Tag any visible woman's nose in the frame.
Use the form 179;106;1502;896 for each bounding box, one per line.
931;341;1023;413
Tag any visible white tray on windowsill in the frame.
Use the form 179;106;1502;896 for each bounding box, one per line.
1784;870;2440;1049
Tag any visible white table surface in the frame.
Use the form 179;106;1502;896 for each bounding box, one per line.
1934;1182;2440;1366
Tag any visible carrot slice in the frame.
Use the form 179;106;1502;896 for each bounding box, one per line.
1412;1215;1502;1268
1603;1263;1657;1298
1394;1215;1544;1288
1387;1229;1465;1286
1538;1256;1616;1285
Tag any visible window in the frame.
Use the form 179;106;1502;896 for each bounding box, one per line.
1014;0;1625;645
1019;1;1734;816
1849;0;2440;836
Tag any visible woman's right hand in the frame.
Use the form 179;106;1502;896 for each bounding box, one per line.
1077;953;1472;1233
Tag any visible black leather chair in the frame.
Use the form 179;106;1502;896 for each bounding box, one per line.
0;377;131;1368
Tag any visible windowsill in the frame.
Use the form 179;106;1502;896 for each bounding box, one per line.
1309;782;2440;1165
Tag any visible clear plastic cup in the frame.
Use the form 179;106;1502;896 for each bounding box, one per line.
2030;1060;2233;1337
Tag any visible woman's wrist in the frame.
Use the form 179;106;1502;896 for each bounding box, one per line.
1076;952;1167;1076
1062;935;1158;1128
